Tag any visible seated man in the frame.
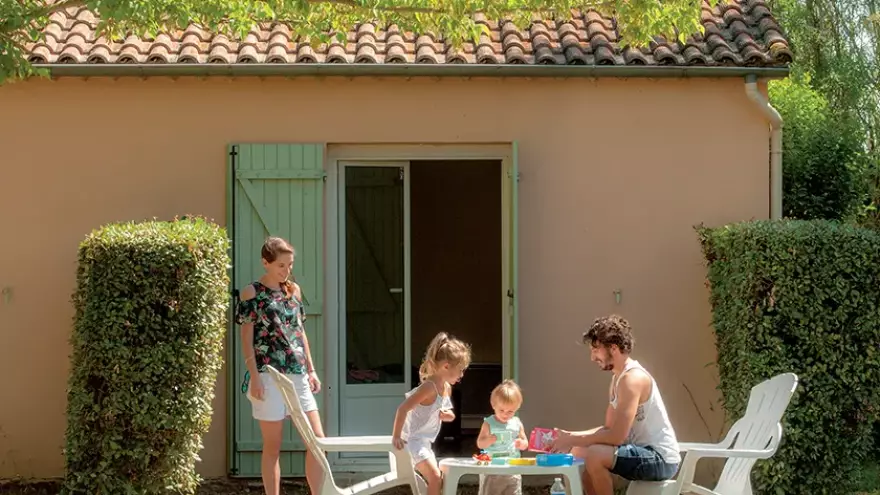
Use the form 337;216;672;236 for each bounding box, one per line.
548;315;680;495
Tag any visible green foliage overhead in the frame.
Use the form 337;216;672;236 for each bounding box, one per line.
63;216;230;495
698;219;880;494
768;75;868;220
0;0;719;83
766;0;880;228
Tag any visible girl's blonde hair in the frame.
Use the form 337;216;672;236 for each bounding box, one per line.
418;332;472;382
491;379;523;407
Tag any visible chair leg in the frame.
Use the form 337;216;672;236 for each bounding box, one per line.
411;473;428;495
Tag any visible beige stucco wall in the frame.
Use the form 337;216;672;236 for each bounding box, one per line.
0;75;770;480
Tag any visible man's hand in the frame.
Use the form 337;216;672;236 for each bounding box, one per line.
548;428;576;453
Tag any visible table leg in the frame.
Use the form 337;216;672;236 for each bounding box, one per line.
565;467;584;495
442;469;462;495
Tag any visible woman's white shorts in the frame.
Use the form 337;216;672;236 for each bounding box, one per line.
246;371;318;422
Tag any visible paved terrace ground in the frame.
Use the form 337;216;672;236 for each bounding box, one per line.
1;462;878;495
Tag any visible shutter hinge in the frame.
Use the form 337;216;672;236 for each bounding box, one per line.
229;146;239;157
507;170;520;181
507;289;515;300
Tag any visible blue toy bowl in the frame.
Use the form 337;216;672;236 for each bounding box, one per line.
535;453;574;467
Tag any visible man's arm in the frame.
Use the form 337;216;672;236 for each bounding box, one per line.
564;372;647;448
605;401;614;429
561;403;612;437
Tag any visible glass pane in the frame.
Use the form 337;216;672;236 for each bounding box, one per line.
345;166;405;384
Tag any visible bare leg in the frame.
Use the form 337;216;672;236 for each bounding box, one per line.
578;445;616;495
305;410;326;493
572;447;597;495
258;420;285;495
415;458;443;495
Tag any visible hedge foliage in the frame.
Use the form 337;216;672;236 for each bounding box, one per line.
698;219;880;495
63;217;230;495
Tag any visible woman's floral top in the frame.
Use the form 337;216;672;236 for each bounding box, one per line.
236;281;308;389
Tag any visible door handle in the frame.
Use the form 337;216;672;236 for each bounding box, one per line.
389;288;403;294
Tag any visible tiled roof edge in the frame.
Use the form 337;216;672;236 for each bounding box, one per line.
35;62;791;78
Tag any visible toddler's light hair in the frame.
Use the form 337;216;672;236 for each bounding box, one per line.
418;332;472;382
491;379;523;408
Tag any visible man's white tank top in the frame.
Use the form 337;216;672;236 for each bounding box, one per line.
610;360;681;464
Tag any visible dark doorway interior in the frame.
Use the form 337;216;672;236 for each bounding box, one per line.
410;159;503;457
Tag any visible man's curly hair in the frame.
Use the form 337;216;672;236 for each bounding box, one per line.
583;314;634;354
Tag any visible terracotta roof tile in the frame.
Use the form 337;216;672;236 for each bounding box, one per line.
24;0;792;68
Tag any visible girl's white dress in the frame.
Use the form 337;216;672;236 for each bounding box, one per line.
401;381;453;464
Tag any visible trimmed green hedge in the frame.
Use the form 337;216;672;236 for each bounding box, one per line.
698;219;880;495
63;217;230;495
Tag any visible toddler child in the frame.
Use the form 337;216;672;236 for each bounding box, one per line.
392;332;472;495
476;379;528;495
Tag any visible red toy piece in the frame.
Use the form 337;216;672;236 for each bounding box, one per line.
472;452;492;465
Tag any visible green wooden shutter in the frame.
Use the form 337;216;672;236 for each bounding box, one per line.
508;142;519;382
228;143;325;477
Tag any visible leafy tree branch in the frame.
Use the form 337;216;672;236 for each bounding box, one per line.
0;0;716;84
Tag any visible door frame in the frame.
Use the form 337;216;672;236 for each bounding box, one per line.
324;144;516;471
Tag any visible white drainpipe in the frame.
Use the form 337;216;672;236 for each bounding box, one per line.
744;74;784;220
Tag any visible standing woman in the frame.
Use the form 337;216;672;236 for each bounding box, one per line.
236;236;325;495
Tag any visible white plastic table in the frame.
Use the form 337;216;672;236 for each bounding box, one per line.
438;457;584;495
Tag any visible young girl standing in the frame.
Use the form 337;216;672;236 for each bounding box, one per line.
236;236;325;495
392;332;472;495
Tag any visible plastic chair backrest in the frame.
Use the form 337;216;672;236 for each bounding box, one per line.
715;373;798;495
265;366;336;491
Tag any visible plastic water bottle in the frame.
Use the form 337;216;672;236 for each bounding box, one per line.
550;477;566;495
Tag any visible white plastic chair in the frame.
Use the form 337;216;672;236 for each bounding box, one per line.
626;372;799;495
265;365;426;495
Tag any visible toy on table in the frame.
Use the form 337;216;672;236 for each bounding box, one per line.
508;458;537;466
473;452;492;466
528;427;558;453
536;453;574;467
474;451;515;466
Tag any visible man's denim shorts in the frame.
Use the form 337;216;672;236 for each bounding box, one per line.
610;444;679;482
